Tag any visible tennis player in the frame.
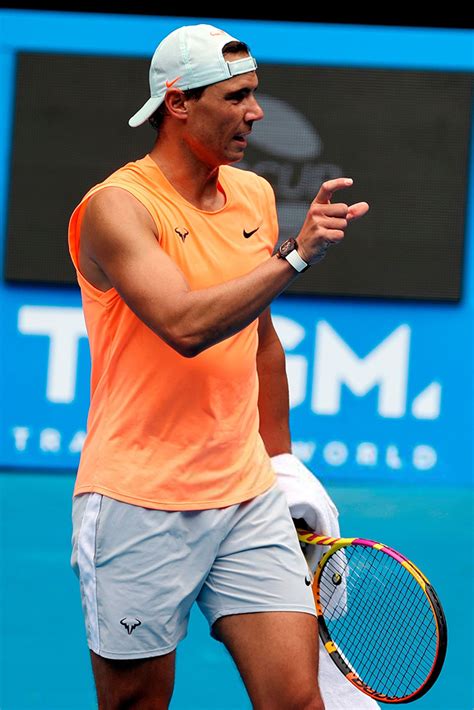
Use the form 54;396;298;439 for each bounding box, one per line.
69;24;369;709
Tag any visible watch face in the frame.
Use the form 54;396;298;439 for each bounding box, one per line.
279;237;296;258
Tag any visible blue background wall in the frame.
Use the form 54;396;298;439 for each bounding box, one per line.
0;11;473;709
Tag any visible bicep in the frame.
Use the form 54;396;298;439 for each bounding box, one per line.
81;188;190;344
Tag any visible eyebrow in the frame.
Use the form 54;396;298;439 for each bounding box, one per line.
223;86;258;99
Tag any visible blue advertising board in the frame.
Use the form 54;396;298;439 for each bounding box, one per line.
0;12;473;484
1;290;471;483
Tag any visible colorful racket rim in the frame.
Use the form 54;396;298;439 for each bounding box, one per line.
297;531;448;703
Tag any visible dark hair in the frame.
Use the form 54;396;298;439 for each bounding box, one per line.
222;40;249;56
149;86;206;134
148;40;251;135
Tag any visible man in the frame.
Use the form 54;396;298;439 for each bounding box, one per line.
69;24;369;709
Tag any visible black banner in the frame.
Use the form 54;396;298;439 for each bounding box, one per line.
5;52;473;300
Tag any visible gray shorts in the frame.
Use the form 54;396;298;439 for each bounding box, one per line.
71;483;316;660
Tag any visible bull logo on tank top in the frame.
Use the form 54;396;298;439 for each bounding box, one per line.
175;227;189;242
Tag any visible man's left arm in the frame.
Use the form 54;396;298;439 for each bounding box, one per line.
257;307;340;571
256;307;292;457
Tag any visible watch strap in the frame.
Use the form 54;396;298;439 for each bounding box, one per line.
285;248;309;273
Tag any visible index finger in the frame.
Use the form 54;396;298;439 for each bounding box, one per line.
313;178;353;205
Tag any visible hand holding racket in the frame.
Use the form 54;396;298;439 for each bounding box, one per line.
296;525;447;704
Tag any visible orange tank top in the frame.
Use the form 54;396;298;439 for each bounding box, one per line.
68;155;278;510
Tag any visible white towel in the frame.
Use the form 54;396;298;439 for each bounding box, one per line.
272;453;380;710
318;638;380;710
271;453;339;572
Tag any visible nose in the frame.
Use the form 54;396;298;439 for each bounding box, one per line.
246;94;264;123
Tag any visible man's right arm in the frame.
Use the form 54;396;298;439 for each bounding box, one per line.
79;179;368;357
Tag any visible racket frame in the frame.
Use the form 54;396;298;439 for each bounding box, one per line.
297;531;447;704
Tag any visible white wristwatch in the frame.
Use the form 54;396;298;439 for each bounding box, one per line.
277;238;309;273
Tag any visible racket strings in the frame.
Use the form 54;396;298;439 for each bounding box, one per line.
318;546;438;698
323;553;433;654
343;562;435;689
320;555;418;686
376;575;435;687
398;587;446;691
325;553;436;695
321;551;435;695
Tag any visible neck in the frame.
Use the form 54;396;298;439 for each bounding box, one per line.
148;132;226;211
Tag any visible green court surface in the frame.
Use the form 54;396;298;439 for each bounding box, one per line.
0;472;472;709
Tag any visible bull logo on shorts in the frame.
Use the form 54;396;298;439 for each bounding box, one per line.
120;617;142;635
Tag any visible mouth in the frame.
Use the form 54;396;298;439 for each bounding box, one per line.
232;132;251;146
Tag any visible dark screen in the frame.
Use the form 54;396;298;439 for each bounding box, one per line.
5;52;473;300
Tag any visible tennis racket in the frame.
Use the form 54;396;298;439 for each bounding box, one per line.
296;527;447;703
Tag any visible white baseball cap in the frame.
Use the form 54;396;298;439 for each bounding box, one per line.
128;24;258;128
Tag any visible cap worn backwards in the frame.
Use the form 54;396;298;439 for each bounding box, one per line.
128;24;258;128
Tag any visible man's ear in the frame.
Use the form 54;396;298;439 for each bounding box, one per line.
164;89;189;121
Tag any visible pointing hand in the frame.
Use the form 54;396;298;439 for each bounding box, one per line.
296;178;369;265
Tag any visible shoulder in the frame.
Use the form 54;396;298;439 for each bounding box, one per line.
86;185;145;217
83;156;152;200
79;156;158;227
80;185;157;249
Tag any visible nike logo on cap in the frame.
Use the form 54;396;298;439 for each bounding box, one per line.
165;76;181;88
243;227;260;238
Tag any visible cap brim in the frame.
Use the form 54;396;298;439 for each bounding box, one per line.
128;97;163;128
